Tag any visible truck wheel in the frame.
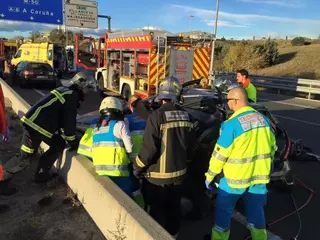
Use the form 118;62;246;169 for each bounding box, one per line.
122;84;131;100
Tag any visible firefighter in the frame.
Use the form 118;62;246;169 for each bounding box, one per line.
77;96;134;195
0;83;16;196
204;87;277;240
126;95;146;208
236;69;257;102
1;71;97;186
133;76;194;238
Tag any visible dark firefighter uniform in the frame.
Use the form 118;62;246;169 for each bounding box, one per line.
20;86;81;181
133;101;193;236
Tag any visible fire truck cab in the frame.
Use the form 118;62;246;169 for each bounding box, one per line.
77;30;211;99
71;34;99;73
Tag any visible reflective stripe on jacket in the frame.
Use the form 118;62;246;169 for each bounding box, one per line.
77;126;94;159
205;106;277;189
78;120;130;177
134;102;194;185
21;87;79;140
127;111;146;162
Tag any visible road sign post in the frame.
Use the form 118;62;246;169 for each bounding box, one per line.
64;0;98;29
0;0;63;25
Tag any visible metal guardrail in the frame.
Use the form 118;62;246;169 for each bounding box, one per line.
215;72;320;100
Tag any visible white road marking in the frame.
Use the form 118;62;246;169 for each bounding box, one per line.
259;98;320;111
232;211;283;240
306;152;320;161
33;88;46;97
273;114;320;127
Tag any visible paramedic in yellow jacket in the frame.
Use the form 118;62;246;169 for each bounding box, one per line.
77;97;134;195
205;87;277;240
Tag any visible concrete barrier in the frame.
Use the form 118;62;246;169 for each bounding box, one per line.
0;79;174;240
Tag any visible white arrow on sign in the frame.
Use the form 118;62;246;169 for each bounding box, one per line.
0;13;5;18
30;16;34;20
57;19;61;23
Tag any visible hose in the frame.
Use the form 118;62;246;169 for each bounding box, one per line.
289;193;302;240
244;177;314;240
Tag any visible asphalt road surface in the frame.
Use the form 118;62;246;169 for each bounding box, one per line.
10;83;320;240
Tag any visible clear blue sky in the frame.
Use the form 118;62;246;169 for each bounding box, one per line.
0;0;319;39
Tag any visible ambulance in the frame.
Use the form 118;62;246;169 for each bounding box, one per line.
11;42;67;72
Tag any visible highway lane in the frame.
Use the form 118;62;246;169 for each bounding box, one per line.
259;92;320;155
257;92;320;240
9;85;320;240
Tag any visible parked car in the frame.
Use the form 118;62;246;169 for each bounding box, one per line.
13;61;59;88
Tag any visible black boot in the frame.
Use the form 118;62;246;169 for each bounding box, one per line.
0;179;17;196
34;171;53;183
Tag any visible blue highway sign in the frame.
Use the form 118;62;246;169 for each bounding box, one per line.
0;0;63;25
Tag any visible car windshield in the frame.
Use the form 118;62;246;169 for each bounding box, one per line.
28;63;53;71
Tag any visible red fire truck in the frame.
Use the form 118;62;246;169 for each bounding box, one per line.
74;30;211;99
0;39;20;78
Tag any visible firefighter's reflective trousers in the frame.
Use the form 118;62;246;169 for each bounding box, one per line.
19;125;66;174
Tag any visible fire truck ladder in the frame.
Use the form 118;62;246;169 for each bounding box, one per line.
156;36;168;94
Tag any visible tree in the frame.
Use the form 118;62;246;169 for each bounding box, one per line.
29;31;41;42
11;36;24;41
222;42;266;72
48;29;74;44
252;38;279;67
263;38;279;66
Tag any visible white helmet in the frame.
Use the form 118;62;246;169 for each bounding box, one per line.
99;97;123;113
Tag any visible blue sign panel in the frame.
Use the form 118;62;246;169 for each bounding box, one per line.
0;0;63;25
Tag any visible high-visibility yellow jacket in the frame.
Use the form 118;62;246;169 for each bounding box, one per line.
205;106;277;189
77;119;130;177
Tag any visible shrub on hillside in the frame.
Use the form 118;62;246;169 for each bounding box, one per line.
291;37;305;46
253;38;279;66
222;42;266;72
215;42;230;60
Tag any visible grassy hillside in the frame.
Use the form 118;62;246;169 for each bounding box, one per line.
214;39;320;79
255;42;320;79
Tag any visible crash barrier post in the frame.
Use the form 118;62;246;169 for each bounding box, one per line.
0;79;174;240
215;72;320;101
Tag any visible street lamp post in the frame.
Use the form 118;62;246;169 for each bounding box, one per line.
208;0;220;87
189;15;194;44
189;15;194;32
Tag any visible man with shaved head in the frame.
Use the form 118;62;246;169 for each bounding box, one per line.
204;87;277;240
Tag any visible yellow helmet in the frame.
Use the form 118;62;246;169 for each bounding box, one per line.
99;97;123;113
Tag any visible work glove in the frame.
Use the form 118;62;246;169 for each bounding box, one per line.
133;169;144;180
205;180;214;191
2;127;11;143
